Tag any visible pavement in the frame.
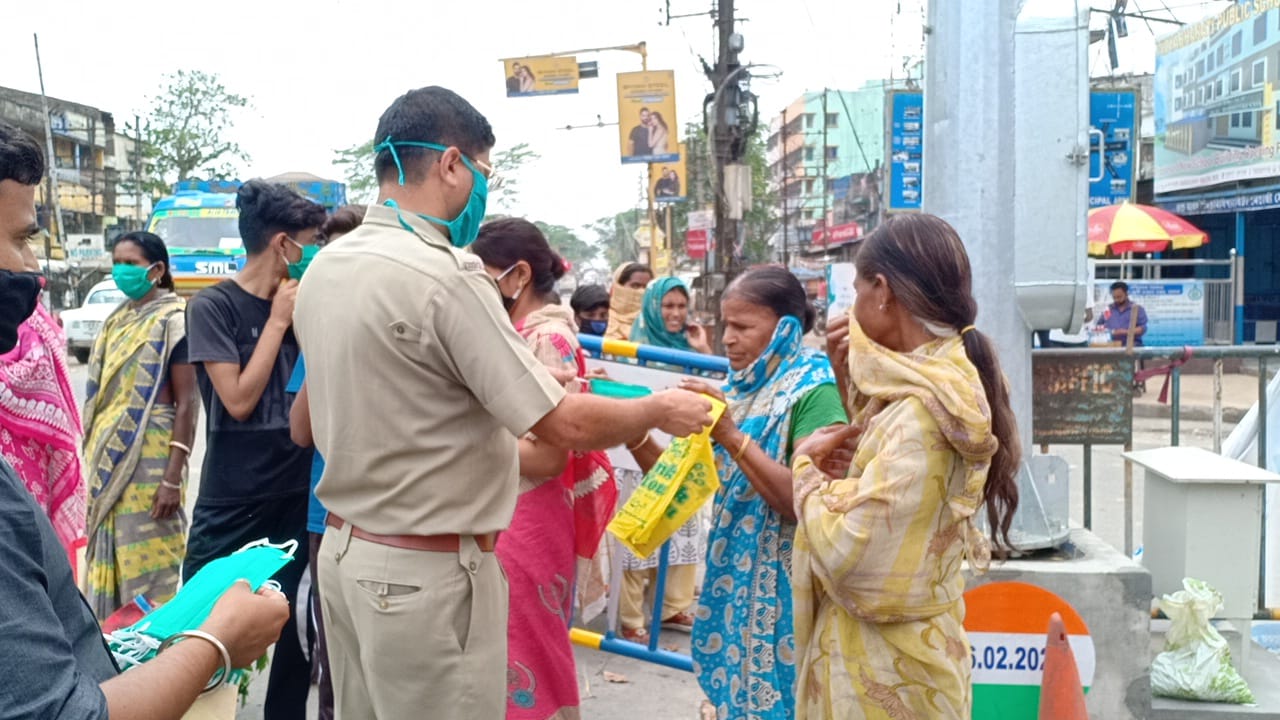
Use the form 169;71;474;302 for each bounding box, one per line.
61;359;1272;720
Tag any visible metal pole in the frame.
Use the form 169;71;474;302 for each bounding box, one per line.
1125;441;1134;557
821;89;829;248
1213;358;1224;454
135;113;144;231
1083;443;1092;530
1170;365;1181;447
781;108;790;266
707;0;740;353
1261;357;1270;612
1235;215;1246;345
33;33;65;276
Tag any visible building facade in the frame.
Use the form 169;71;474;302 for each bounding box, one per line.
0;86;118;239
765;81;890;263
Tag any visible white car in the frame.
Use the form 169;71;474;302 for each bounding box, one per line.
62;279;125;364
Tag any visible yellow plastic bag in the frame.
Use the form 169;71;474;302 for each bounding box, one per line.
608;398;726;558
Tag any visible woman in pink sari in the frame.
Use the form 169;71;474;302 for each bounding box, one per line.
474;218;617;720
0;295;86;574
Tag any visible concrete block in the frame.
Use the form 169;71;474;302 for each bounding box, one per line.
967;528;1152;719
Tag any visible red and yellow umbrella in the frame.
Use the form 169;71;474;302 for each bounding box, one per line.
1087;202;1208;257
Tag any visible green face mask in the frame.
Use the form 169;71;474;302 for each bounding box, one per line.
112;263;158;300
287;241;320;280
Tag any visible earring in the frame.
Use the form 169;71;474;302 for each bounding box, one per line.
879;303;887;311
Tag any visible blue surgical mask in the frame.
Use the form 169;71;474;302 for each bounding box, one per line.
581;319;608;336
374;137;488;247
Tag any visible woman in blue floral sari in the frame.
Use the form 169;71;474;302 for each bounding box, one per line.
674;266;848;719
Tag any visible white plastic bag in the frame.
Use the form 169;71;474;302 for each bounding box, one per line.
1151;578;1255;704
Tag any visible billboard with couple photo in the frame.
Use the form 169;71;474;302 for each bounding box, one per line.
502;55;580;97
617;70;680;164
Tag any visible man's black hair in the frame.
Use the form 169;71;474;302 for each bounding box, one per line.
0;122;45;186
1110;281;1129;293
373;86;496;185
236;180;327;255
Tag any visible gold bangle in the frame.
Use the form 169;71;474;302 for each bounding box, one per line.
732;434;751;462
626;433;651;452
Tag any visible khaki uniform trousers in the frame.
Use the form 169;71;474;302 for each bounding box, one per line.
318;521;507;720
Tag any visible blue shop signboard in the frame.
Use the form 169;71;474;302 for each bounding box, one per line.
1090;89;1138;208
886;90;923;212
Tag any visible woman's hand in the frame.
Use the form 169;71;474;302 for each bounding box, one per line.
151;481;182;520
201;581;292;668
794;424;862;479
678;379;734;444
825;314;852;407
686;323;712;355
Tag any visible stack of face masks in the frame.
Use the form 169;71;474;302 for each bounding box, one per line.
106;539;296;687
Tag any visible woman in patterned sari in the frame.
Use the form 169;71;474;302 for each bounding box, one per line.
83;232;199;620
0;275;85;575
650;266;846;720
473;218;617;720
790;214;1021;719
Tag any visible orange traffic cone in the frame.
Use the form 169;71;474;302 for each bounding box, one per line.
1038;612;1088;720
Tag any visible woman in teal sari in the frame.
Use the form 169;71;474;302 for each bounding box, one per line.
672;266;848;719
629;276;712;354
83;232;199;619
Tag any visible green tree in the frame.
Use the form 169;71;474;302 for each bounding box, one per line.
589;208;644;269
334;139;540;207
142;70;250;190
669;123;777;267
489;142;539;213
333;139;376;204
535;221;596;280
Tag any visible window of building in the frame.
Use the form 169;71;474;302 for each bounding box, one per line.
804;146;815;161
1257;16;1268;45
826;113;838;128
805;179;815;194
1232;113;1241;128
1200;57;1209;77
1217;78;1225;97
826;146;839;160
805;113;815;129
1219;46;1226;65
1176;97;1185;111
1244;112;1254;128
1231;68;1242;92
806;208;817;220
1255;58;1268;87
1198;86;1205;104
1233;31;1243;57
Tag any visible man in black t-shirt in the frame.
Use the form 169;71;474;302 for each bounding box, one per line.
629;106;652;157
184;179;325;720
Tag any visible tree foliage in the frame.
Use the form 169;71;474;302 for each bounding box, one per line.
142;70;250;190
335;139;540;209
333;139;377;204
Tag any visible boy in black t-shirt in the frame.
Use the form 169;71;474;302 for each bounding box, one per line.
184;180;326;720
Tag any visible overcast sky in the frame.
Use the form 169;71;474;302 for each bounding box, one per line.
1;0;1221;236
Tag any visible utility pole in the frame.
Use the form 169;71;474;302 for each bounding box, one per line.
33;34;65;276
706;0;743;349
134;114;144;231
781;106;790;266
821;89;829;249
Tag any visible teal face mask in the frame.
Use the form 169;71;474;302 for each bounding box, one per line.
112;263;158;301
373;137;489;247
287;241;320;280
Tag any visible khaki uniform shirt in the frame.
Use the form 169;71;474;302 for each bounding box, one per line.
294;205;566;536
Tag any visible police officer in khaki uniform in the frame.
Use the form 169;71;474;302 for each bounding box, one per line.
294;87;713;720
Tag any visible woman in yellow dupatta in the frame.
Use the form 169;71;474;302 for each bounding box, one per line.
83;232;199;619
790;214;1021;719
